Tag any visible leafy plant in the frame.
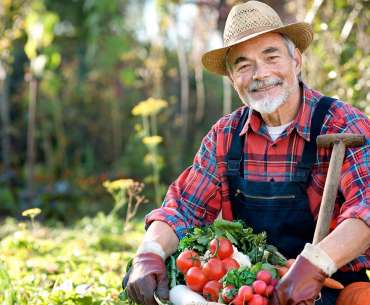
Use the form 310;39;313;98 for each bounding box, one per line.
103;179;148;231
132;98;168;206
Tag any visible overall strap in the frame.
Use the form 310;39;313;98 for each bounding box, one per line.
226;108;249;175
294;96;335;182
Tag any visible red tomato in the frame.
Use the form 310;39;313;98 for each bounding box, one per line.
209;237;233;259
249;294;265;305
176;250;201;274
185;266;207;292
252;280;267;295
264;284;274;297
202;258;226;281
222;257;240;272
238;285;253;302
202;280;222;301
221;285;237;303
256;270;272;284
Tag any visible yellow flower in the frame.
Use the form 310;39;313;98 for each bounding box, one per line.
144;153;156;165
103;179;134;192
142;136;163;146
22;208;42;218
132;98;168;117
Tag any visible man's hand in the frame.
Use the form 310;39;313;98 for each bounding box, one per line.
270;255;327;305
123;253;169;305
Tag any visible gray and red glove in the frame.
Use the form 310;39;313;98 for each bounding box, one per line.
270;243;337;305
123;252;169;305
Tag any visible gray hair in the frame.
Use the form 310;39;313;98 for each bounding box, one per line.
280;34;296;58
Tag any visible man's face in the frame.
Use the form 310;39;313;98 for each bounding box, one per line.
227;33;302;114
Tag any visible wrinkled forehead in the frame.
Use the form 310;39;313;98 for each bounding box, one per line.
226;32;287;64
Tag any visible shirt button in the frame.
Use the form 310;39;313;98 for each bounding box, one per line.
272;143;277;147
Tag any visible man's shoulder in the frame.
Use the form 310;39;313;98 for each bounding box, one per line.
327;98;369;122
324;97;370;132
305;85;368;123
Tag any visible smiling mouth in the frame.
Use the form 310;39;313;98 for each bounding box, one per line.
250;82;282;93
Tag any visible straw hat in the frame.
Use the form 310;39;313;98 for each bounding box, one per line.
202;1;313;75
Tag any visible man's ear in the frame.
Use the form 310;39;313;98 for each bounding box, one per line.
293;48;302;74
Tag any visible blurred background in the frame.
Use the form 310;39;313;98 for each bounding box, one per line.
1;0;369;223
0;1;369;304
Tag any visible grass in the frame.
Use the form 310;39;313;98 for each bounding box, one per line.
0;215;145;305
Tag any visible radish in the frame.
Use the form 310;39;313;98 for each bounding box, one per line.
265;284;274;297
231;246;251;267
252;280;267;295
256;270;272;284
270;278;279;287
238;285;253;302
169;285;207;305
249;294;265;305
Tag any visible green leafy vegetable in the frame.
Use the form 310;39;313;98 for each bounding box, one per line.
167;220;287;287
177;219;276;264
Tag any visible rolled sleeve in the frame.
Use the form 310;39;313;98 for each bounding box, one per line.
145;125;222;240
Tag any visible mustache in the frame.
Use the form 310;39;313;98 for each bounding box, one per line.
249;78;283;92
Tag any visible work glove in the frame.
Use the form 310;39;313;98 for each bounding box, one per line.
270;243;337;305
270;255;326;305
123;252;169;305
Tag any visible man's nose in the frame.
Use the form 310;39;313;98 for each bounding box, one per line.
252;61;270;80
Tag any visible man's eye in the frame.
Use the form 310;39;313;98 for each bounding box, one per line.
268;56;279;61
237;64;251;71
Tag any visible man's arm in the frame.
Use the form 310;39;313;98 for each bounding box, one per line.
317;218;370;268
137;221;179;259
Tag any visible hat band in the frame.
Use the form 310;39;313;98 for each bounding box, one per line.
224;24;282;47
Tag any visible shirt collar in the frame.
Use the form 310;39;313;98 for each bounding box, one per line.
239;82;323;142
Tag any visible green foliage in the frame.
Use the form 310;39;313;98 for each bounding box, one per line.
1;0;369;223
304;0;369;112
0;216;144;304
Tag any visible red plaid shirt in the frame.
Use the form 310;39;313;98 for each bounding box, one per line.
146;83;370;272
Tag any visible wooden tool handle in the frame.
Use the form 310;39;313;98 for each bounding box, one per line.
312;141;346;245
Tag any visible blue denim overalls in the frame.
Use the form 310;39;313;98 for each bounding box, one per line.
225;97;367;304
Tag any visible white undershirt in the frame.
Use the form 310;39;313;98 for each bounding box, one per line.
265;121;293;141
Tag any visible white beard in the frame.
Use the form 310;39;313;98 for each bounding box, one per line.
237;77;296;114
241;90;289;114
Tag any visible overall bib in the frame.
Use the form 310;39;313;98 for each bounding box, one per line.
225;97;368;305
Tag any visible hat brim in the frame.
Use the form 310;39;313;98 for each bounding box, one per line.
202;22;313;76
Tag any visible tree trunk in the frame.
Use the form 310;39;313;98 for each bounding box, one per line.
192;5;218;122
111;98;122;163
175;29;190;136
52;98;67;176
304;0;324;23
112;79;123;164
194;64;205;122
26;77;38;201
0;77;11;172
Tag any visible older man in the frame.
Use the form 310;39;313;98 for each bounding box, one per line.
124;2;370;305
